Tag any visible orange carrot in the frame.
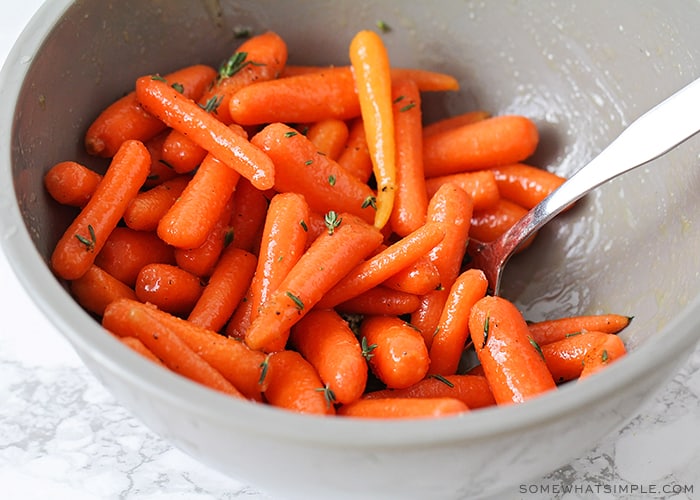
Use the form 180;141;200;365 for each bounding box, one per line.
44;161;102;208
336;118;373;183
424;170;501;211
528;313;632;346
118;336;164;365
229;66;361;125
228;177;270;253
69;264;137;316
94;227;175;287
245;213;383;352
85;64;217;158
289;309;368;405
382;253;442;295
305;118;350;160
338;397;468;419
349;30;396;229
143;131;178;187
134;263;204;317
51;140;151;280
469;198;529;243
250;122;376;223
423;115;540;177
579;334;627;379
390;78;428;236
491;163;566;209
262;350;335;415
469;295;557;404
541;331;613;383
363;374;496;409
157;152;240;249
422;110;491;138
334;286;422;316
316;221;445;308
429;269;489;376
361;315;430;389
123;175;190;232
160;129;208;174
135;75;275;190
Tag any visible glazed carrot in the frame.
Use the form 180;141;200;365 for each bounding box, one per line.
579;334;627;379
422;110;491;138
528;313;632;346
382;254;442;296
229;67;361;125
429;269;489;376
44;161;102;207
118;336;164;365
423;115;540;177
245;213;383;352
123;175;190;232
469;295;557;404
85;64;217;158
187;247;257;331
305;118;350;160
361;315;430;389
135;75;274;190
289;309;368;405
410;183;473;347
541;331;613;383
50;140;151;280
173;197;235;278
390;79;429;236
349;30;396;229
143;131;178;187
336;118;373;183
424;170;500;211
469;198;529;243
334;286;422;316
363;374;496;409
69;264;137;316
302;211;329;249
250;122;376;223
229;178;270;253
262;350;335;415
134;263;204;317
198;31;288;125
102;299;244;398
316;221;445;308
491;163;566;209
160;129;208;174
338;397;468;419
94;226;175;287
157;152;240;249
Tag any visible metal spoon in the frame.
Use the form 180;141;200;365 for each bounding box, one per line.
469;76;700;296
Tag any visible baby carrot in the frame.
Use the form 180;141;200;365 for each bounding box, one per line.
160;129;208;174
336;118;373;183
305;118;350;160
469;295;557;404
390;78;428;236
143;131;178;188
490;163;566;209
228;178;270;253
50;140;151;280
85;64;217;158
349;30;396;230
118;336;164;365
337;397;468;419
334;286;422;316
381;254;442;296
424;170;501;211
429;269;489;376
579;334;627;379
250;122;376;224
245;213;383;352
123;175;190;232
422;110;491;138
134;263;204;317
44;161;102;208
188;247;257;332
135;74;275;190
262;350;335;415
289;309;368;405
540;331;612;383
469;198;529;244
363;374;496;410
528;313;633;346
361;315;430;390
316;221;446;308
423;115;540;177
102;299;244;398
69;264;137;316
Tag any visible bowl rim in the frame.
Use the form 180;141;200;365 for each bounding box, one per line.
1;0;699;450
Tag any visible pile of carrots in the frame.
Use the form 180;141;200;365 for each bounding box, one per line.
45;29;630;418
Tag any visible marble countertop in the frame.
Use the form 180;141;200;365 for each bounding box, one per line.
1;2;699;499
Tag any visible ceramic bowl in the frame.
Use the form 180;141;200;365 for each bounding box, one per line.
2;1;700;498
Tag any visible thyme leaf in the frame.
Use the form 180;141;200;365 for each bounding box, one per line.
75;224;97;252
286;291;304;311
324;210;342;235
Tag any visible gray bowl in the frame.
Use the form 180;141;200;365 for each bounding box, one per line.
2;1;699;499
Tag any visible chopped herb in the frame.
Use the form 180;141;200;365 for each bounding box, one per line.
328;175;336;186
482;315;490;348
361;336;377;361
224;228;234;247
601;349;609;363
400;102;416;112
324;210;342;234
393;95;405;103
317;151;326;156
565;331;584;338
233;26;252;38
361;196;377;210
304;159;313;166
199;94;223;113
299;220;308;232
258;354;271;385
429;374;455;388
376;20;391;33
218;51;264;80
528;336;545;360
75;224;97;252
284;130;298;138
151;74;167;82
315;384;337;409
433;326;440;337
171;82;184;94
286;291;304;311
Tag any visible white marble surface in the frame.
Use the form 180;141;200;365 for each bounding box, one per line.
1;2;699;499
